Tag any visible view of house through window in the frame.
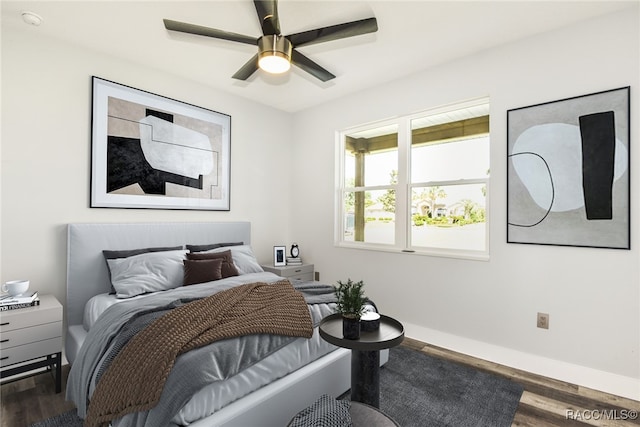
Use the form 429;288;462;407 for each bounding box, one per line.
338;99;490;257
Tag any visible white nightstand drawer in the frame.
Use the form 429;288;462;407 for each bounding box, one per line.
1;321;62;350
282;264;313;277
0;295;62;333
0;337;62;367
262;263;314;280
288;272;314;281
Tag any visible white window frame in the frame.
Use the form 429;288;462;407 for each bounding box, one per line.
335;98;490;261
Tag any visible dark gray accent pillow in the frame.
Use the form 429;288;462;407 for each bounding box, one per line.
183;258;224;286
186;242;243;252
186;250;239;278
103;246;184;260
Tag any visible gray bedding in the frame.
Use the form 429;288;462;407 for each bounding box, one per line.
67;273;337;427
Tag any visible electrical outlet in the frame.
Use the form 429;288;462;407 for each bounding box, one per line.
537;312;549;329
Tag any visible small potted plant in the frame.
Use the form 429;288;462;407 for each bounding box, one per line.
334;279;367;340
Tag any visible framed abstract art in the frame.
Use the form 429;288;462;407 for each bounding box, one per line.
90;77;231;210
507;87;630;249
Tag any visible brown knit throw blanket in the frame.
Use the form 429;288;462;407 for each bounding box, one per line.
85;280;313;427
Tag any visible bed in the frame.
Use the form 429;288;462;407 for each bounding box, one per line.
64;222;387;427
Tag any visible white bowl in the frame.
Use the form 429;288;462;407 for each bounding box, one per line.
3;280;29;296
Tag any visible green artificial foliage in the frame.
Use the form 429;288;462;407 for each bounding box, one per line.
334;279;366;319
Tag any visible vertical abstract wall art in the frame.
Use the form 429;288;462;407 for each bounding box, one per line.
507;87;630;249
91;77;231;210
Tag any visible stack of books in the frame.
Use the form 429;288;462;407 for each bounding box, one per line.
0;291;39;311
286;257;303;266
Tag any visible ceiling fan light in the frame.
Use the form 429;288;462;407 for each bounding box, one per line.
259;52;290;74
258;35;292;74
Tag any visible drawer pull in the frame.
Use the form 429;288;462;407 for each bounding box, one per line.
0;322;9;326
294;269;301;273
0;339;8;343
0;356;8;361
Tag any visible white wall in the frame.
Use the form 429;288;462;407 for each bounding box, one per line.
291;8;640;399
1;28;294;308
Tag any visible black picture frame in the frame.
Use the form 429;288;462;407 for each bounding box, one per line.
507;87;630;249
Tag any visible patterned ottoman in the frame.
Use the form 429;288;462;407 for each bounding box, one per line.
288;395;398;427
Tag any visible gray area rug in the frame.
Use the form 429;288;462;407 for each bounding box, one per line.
31;346;523;427
373;346;523;426
30;408;82;427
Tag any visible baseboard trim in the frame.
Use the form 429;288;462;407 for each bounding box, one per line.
403;322;640;401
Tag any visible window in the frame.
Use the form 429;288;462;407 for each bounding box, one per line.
336;99;490;259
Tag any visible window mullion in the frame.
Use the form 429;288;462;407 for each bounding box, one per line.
335;131;346;244
396;117;410;250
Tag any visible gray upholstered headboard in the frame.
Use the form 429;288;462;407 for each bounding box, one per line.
66;222;251;327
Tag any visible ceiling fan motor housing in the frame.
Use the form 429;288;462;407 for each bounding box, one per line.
258;35;292;73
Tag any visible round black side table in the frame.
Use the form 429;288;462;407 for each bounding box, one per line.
319;313;404;408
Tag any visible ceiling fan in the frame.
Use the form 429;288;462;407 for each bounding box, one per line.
163;0;378;82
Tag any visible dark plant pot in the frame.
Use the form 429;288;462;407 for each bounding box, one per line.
342;316;360;340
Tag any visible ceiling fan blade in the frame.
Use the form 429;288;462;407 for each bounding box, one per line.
232;54;260;80
254;0;281;35
287;17;378;47
164;19;258;46
291;50;335;82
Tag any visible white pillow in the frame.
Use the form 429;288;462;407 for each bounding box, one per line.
200;245;264;275
107;249;188;298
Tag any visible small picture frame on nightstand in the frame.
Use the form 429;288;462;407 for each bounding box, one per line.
273;246;286;267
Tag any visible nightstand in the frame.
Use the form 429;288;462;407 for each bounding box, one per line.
0;294;63;393
262;263;314;281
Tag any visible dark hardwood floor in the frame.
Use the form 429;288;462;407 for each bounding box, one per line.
402;338;640;427
2;338;639;426
1;365;74;426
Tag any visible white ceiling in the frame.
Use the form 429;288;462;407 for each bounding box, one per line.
2;1;636;112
